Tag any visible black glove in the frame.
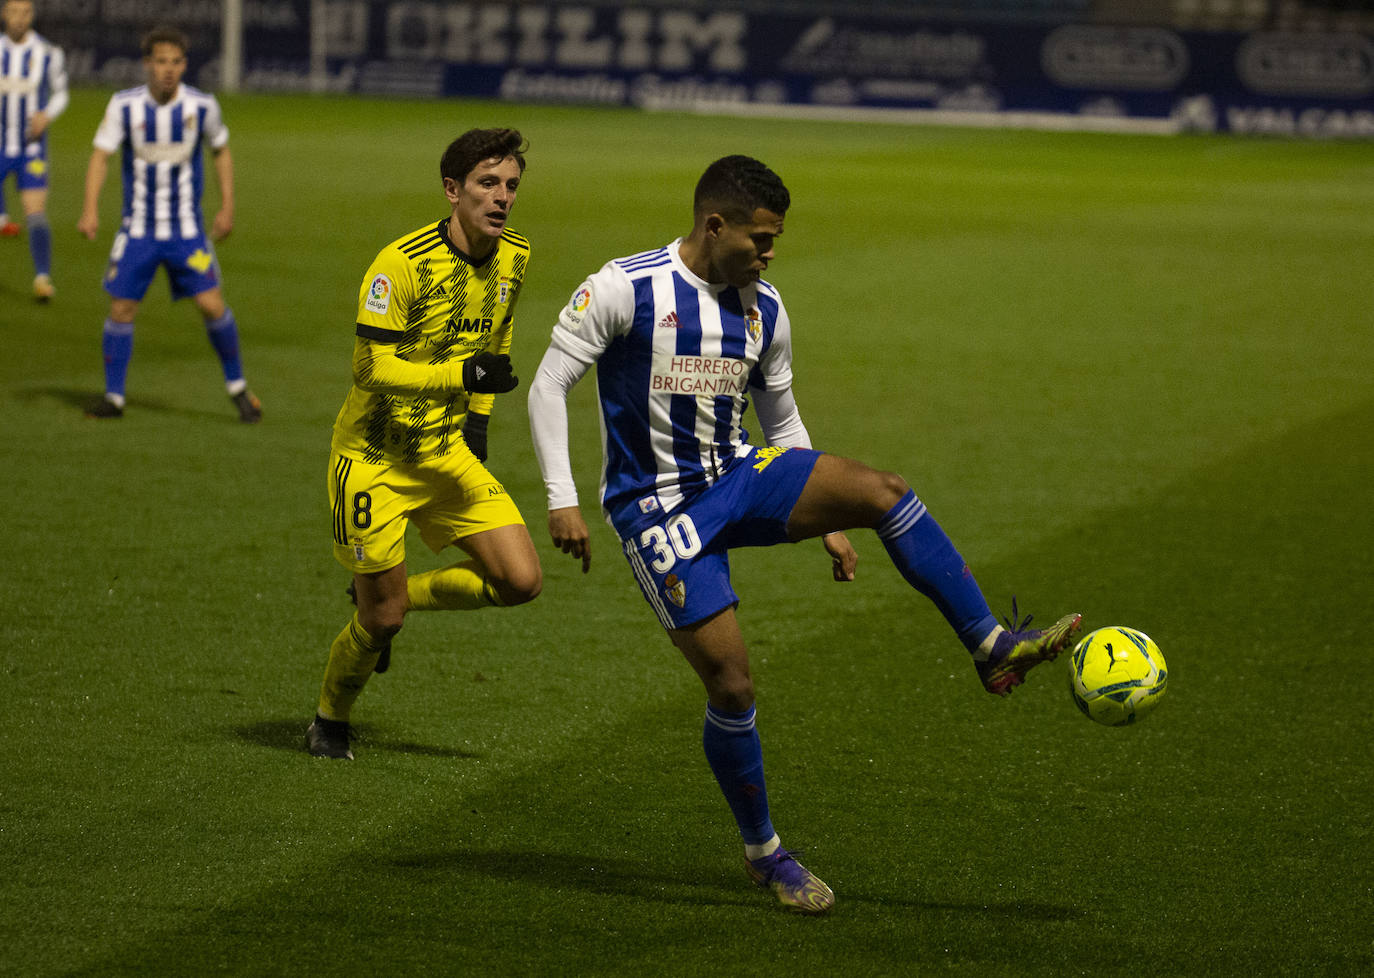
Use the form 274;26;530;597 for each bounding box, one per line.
462;351;518;394
462;411;489;462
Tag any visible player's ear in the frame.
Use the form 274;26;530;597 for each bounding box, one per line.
703;213;726;238
442;177;461;203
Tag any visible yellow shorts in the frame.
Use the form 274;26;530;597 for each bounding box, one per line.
328;449;526;573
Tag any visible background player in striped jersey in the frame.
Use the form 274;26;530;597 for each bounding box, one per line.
528;155;1083;913
0;0;67;300
307;128;543;761
76;26;260;422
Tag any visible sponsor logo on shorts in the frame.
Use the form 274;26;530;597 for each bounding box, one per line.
664;573;685;608
751;446;789;472
638;496;660;514
366;274;392;314
187;249;214;273
488;484;506;497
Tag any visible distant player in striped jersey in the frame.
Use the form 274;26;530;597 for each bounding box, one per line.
76;26;260;422
306;128;543;762
528;155;1083;913
0;0;67;300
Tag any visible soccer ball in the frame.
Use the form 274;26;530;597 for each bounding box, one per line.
1068;626;1167;726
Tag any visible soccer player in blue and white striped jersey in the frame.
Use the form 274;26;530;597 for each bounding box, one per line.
0;0;67;300
529;155;1083;913
77;26;260;422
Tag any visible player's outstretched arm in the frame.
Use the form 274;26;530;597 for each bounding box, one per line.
353;340;515;396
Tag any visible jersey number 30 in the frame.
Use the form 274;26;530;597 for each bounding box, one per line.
640;514;702;572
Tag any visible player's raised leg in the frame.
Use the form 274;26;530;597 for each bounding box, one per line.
787;453;1081;694
672;608;834;914
408;523;542;612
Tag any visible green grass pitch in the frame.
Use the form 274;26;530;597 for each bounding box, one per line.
2;91;1371;976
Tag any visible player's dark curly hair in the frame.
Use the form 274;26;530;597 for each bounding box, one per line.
440;128;528;184
693;155;790;222
141;26;190;57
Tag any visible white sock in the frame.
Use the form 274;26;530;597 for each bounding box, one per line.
744;834;781;861
974;625;1006;661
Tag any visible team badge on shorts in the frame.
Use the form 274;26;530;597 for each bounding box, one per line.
353;543;366;562
746;307;762;342
664;573;686;608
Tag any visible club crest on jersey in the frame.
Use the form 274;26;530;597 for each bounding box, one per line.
498;277;511;304
366;274;391;314
664;573;686;608
745;307;762;342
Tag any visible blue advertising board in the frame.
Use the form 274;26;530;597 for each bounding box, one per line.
42;1;1374;138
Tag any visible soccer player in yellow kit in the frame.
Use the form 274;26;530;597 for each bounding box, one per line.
308;128;542;760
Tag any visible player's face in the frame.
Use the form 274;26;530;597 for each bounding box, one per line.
709;208;784;289
144;43;188;103
445;155;522;254
3;1;35;41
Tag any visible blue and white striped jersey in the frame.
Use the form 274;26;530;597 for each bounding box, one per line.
549;239;795;534
92;83;229;240
0;30;67;158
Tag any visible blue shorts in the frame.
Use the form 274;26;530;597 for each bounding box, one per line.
0;151;49;191
103;226;221;301
619;445;821;630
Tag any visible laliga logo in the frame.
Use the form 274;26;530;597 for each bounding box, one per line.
1042;26;1188;90
1238;33;1374;97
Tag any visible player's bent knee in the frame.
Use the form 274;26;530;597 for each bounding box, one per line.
708;675;756;713
491;567;542;606
358;612;404;642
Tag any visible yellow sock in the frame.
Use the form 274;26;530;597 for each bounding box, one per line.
406;560;503;611
317;614;387;721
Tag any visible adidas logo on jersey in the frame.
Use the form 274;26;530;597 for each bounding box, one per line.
656;311;681;330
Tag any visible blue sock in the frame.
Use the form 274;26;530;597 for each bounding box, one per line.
27;213;51;276
101;318;134;399
877;490;998;652
205;308;244;385
703;703;774;846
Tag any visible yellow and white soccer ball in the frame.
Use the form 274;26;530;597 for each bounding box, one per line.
1068;626;1167;726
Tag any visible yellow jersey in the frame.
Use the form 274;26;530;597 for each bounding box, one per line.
331;219;530;464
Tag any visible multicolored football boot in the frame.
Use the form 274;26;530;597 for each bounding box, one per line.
746;847;834;914
977;600;1083;696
